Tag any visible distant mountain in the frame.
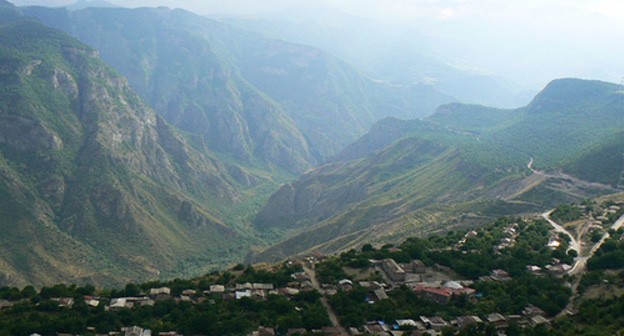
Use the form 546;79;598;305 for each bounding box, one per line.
0;13;280;287
23;6;453;162
222;11;534;108
254;78;623;261
64;0;118;10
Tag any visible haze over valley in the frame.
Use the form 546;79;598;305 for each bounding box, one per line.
0;0;623;299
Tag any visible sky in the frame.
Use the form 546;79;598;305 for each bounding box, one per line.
11;0;624;89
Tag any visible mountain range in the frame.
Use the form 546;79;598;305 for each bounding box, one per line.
23;5;453;163
253;78;624;261
0;0;622;287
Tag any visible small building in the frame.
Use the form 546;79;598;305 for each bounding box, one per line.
530;315;549;327
236;283;253;290
122;326;151;336
181;289;197;296
486;313;508;330
279;287;300;296
443;281;463;290
364;322;390;335
402;260;426;274
490;269;512;281
412;285;453;304
372;288;389;301
109;298;133;310
454;316;483;329
359;281;383;290
419;316;448;331
149;287;171;301
85;299;100;307
523;305;546;317
235;290;252;300
396;319;419;328
210;285;225;293
253;283;274;291
249;327;276;336
382;259;406;282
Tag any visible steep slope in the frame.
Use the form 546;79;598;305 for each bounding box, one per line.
255;79;623;261
0;16;270;287
23;6;453;161
23;6;314;173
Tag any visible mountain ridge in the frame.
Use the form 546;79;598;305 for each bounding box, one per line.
254;78;623;262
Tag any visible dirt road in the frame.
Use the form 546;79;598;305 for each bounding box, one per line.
303;265;348;335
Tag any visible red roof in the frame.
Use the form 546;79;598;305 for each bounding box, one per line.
413;285;453;297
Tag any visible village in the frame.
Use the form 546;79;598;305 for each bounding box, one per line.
2;199;622;336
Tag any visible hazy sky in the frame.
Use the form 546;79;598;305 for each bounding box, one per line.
12;0;624;88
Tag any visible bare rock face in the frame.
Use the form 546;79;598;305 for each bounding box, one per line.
0;18;254;287
49;67;79;99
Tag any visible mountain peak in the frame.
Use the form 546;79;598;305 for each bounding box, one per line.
527;78;622;112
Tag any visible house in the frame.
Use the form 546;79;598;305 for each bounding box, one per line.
412;285;453;304
419;316;448;331
396;319;419;328
490;269;512;281
349;327;363;335
382;259;406;282
545;264;572;275
453;287;476;297
526;265;542;273
181;289;197;296
523;306;546;317
109;298;133;310
249;327;275;336
55;297;74;308
236;283;253;290
291;272;311;282
454;316;483;329
149;287;171;301
85;299;100;307
279;287;300;296
548;239;561;249
506;314;528;327
235;290;252;299
402;260;426;274
530;315;549;327
443;281;463;290
253;283;274;291
0;300;13;309
210;285;225;293
486;313;508;330
121;326;151;336
364;322;390;335
359;281;383;290
372;288;389;301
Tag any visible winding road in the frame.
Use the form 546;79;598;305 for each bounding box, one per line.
543;209;624;316
303;265;348;335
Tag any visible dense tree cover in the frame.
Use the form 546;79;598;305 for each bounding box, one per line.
0;262;324;335
549;294;624;336
316;217;572;327
0;290;328;336
587;234;624;270
551;204;584;223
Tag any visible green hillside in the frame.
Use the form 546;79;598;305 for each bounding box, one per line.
0;14;286;287
255;79;623;261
